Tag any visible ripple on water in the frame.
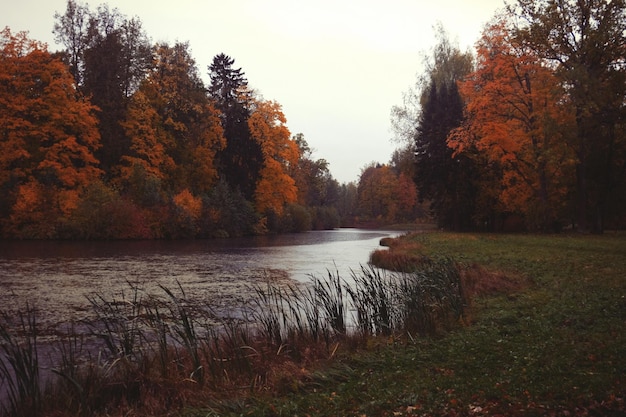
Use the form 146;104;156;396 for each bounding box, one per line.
0;229;401;337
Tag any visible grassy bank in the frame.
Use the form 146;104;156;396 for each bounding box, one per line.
199;232;625;416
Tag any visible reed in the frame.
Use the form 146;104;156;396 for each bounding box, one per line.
312;270;346;335
159;282;204;386
346;266;396;337
0;307;40;417
86;282;144;360
48;324;90;414
0;259;467;416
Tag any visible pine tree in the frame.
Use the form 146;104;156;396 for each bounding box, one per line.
208;53;263;199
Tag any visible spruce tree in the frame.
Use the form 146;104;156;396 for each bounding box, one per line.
208;53;263;200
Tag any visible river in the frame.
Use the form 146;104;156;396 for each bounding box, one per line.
0;228;401;339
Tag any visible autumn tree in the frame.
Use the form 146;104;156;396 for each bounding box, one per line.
0;28;101;238
120;42;225;197
449;15;576;231
248;98;299;215
208;53;262;199
54;0;153;173
357;164;396;221
511;0;626;232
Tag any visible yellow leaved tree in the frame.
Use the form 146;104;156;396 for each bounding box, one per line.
248;99;300;215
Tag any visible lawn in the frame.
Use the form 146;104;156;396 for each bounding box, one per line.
195;232;626;416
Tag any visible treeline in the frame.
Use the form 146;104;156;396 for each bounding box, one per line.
392;1;626;233
0;1;415;240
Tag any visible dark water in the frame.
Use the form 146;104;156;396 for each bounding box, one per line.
0;228;401;337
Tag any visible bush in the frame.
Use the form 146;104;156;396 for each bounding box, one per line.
199;181;257;237
66;181;152;239
288;204;312;232
309;206;340;230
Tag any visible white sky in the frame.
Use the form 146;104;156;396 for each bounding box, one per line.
4;0;504;183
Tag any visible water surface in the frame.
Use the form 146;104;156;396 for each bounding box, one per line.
0;229;400;335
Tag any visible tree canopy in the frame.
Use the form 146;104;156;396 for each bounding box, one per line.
0;1;353;239
3;0;625;238
0;28;102;238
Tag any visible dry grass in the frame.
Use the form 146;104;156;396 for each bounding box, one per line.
460;263;531;298
372;233;529;300
370;234;429;272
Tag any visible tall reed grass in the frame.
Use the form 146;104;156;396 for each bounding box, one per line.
0;307;40;417
0;258;466;416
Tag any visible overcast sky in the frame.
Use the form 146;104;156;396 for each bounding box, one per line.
4;0;504;183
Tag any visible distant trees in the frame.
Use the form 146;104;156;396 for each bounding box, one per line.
356;163;419;224
291;133;341;229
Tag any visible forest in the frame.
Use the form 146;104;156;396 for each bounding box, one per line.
392;0;626;233
1;0;625;239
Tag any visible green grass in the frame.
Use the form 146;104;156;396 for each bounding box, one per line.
196;232;626;416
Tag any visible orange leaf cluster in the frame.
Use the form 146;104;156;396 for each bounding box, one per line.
0;28;102;236
448;16;576;229
248;99;300;214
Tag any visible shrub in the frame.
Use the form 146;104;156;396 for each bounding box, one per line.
200;180;257;237
66;181;152;239
309;206;340;230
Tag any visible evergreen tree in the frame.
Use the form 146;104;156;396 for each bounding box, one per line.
208;53;263;199
415;80;477;230
413;29;477;230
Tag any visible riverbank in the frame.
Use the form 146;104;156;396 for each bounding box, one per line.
1;232;624;416
200;231;625;416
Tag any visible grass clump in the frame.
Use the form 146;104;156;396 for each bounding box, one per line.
0;307;41;417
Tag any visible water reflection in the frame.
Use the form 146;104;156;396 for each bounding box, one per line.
0;229;401;335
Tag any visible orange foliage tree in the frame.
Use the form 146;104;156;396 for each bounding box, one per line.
0;28;102;238
248;99;300;215
357;164;416;223
448;16;576;231
119;42;225;196
119;89;174;182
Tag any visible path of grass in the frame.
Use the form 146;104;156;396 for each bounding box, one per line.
194;232;625;416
